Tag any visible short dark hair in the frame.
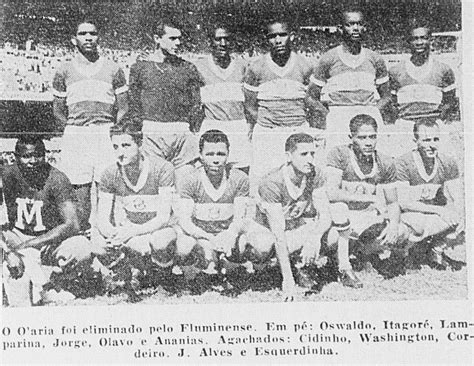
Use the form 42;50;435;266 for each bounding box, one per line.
15;135;46;157
285;133;314;153
408;19;432;36
109;118;143;146
413;119;439;140
266;19;291;35
75;19;99;35
153;18;180;38
199;129;230;153
340;8;364;24
208;25;230;40
349;114;378;136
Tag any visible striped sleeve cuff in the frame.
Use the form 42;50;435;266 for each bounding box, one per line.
115;85;129;95
243;83;259;92
442;84;456;93
52;89;67;98
375;75;389;85
309;74;326;87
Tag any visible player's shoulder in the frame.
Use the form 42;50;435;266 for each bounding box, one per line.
431;57;454;74
364;47;384;61
2;163;20;179
395;150;414;167
101;56;123;72
388;59;405;75
260;165;285;187
376;151;396;169
246;54;268;71
148;155;174;172
437;152;458;168
228;166;249;184
327;144;350;160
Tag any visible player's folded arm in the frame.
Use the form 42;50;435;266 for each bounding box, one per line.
311;187;333;237
96;190;116;239
175;197;212;241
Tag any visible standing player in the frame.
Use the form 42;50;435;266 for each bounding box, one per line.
175;130;259;280
129;19;204;183
325;114;410;273
194;26;250;171
2;136;96;306
306;9;391;150
53;20;128;230
243;20;316;192
395;121;465;270
96;122;176;287
256;133;362;299
389;23;457;157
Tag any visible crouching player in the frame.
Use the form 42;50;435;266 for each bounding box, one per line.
255;133;362;300
174;130;259;284
2;135;96;306
395;120;465;270
96;122;177;293
325;115;410;276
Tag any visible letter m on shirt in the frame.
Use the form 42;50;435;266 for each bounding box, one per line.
15;198;46;232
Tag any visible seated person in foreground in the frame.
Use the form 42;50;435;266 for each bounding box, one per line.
255;133;363;300
395;120;465;270
325;114;410;264
96;122;177;290
2;135;95;306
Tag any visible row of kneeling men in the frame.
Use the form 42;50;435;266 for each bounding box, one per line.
1;114;465;306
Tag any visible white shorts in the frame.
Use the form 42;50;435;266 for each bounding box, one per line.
401;212;452;242
58;124;115;185
250;123;325;194
200;119;251;168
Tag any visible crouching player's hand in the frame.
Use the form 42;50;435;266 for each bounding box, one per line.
209;228;239;257
5;251;25;279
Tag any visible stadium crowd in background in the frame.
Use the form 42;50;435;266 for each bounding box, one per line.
1;1;466;306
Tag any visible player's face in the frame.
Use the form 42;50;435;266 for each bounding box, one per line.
288;143;315;175
410;27;430;55
156;26;182;55
201;141;229;177
17;144;46;172
267;22;292;56
74;23;99;54
212;28;231;58
342;11;365;42
111;134;140;166
351;124;377;156
416;125;440;159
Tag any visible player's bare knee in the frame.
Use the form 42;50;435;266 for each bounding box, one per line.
124;236;152;256
150;227;177;251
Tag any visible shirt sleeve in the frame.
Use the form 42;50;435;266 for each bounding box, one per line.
258;178;282;204
441;155;459;181
395;155;411;183
389;66;401;94
309;52;331;87
52;63;67;98
52;170;76;204
242;60;260;92
128;62;142;117
441;64;456;92
177;172;197;200
158;162;175;187
234;171;250;198
326;146;346;171
113;67;128;95
380;156;397;184
99;166;117;194
373;53;389;85
311;166;327;189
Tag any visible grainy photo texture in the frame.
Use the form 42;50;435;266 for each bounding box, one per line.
0;0;467;308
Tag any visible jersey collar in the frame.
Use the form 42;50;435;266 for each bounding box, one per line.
405;56;434;82
349;146;378;180
283;164;307;200
73;52;104;78
119;156;150;193
412;149;439;182
200;167;228;202
266;52;296;78
207;54;235;80
337;45;367;69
